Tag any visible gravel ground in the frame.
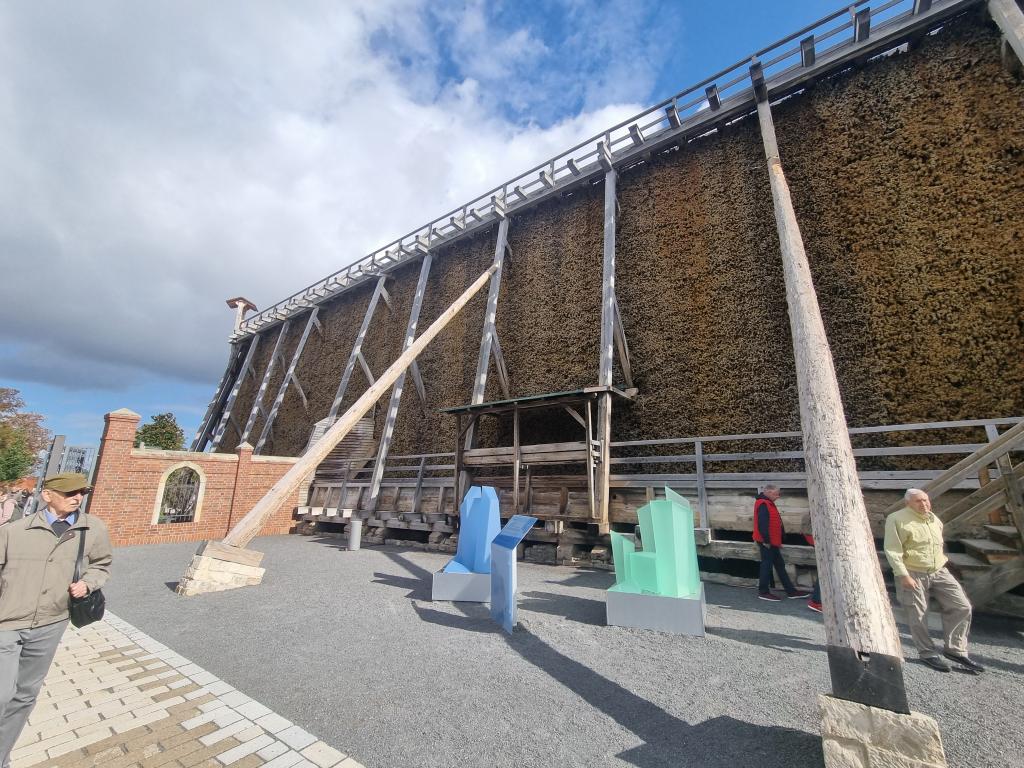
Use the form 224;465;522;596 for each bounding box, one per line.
103;536;1024;768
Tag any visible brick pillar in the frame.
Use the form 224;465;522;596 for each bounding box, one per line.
226;442;254;536
90;409;141;519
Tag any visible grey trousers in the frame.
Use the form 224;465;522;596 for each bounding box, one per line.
0;620;67;767
895;567;972;658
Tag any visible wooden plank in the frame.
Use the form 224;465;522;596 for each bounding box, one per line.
220;262;497;549
255;308;320;454
368;253;434;508
963;555;1024;607
513;404;521;514
464;441;588;458
356;352;376;386
988;424;1024;536
490;331;511;400
695;440;709;528
412;456;427;515
612;297;634;390
210;335;262;451
585;399;595;519
409;359;428;407
328;275;388;422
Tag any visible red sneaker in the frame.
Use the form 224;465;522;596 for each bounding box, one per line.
807;600;823;613
758;592;782;602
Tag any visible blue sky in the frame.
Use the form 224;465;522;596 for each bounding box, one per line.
1;0;846;449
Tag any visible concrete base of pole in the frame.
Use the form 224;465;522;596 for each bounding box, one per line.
819;694;947;768
176;541;265;596
347;519;363;551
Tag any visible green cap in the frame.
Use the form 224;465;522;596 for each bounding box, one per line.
42;473;93;494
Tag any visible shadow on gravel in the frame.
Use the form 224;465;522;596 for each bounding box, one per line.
371;570;432;600
392;550;823;768
519;590;606;625
706;625;826;655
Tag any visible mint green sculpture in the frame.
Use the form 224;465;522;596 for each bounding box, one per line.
609;488;701;598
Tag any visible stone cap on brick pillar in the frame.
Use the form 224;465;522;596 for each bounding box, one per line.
236;441;254;455
103;408;141;441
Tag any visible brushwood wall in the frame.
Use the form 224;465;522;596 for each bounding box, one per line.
220;14;1024;460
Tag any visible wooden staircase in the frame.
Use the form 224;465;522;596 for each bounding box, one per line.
883;420;1024;614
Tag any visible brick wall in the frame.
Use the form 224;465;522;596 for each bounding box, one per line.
89;409;302;547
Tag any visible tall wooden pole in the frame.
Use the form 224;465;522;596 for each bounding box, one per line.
596;166;617;534
221;263;497;549
753;67;908;713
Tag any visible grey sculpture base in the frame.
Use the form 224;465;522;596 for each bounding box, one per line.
606;584;706;636
432;570;491;602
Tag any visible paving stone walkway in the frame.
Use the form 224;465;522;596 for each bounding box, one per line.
11;613;361;768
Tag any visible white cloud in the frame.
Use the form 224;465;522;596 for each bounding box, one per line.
0;0;667;391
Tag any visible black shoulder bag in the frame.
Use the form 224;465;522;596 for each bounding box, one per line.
69;528;105;628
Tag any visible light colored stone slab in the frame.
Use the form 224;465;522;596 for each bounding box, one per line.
431;570;491;602
606;583;706;636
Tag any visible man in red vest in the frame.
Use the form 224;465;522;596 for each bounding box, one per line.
753;484;810;602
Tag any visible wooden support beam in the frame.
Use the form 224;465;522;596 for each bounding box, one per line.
255;308;320;454
596;168;617;532
328;276;388;422
210;335;261;452
240;321;291;444
913;0;933;15
800;35;816;67
368;253;434;508
585;398;596;520
990;0;1024;68
409;360;428;409
567;158;581;176
755;84;906;712
463;218;511;474
192;342;244;451
564;406;587;430
412;456;427;515
705;84;721;111
219;262;497;549
513;404;521;514
291;372;309;413
665;103;681;128
612;297;634;390
695;439;709;528
986;425;1024;537
356;352;375;386
853;8;871;44
490;332;512;400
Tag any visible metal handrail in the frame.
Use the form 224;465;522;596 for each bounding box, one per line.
233;0;973;341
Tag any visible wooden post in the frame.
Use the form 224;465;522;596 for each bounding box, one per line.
328;276;388;422
368;253;434;509
461;219;510;495
585;398;596;519
513;404;521;514
219;263;497;549
987;425;1024;535
754;68;907;713
596;168;617;534
695;439;709;528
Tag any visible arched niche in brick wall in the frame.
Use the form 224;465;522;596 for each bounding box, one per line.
151;462;207;525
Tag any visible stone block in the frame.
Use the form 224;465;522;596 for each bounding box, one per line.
823;738;868;768
818;695;946;768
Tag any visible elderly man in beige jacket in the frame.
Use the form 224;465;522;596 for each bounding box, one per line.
0;473;112;767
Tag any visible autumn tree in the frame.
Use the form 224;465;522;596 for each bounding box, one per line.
0;388;49;455
135;413;185;450
0;423;35;483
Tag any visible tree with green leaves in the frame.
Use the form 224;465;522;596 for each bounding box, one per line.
0;423;36;484
135;413;185;450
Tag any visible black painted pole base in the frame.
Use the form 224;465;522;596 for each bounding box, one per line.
827;645;910;714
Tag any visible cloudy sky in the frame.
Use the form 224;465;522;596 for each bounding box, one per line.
0;0;841;449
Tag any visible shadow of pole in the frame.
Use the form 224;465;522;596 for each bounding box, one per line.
386;549;824;768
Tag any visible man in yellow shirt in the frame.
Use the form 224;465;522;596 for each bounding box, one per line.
884;488;982;674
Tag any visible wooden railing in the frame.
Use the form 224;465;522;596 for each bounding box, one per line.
307;417;1024;525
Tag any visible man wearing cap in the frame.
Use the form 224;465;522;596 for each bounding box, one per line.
0;473;112;766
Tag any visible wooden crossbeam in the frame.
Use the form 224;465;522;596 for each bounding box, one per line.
853;8;871;44
368;253;434;507
705;85;721;111
255;308;320;454
328;276;389;422
210;335;261;452
240;320;291;445
800;35;816;67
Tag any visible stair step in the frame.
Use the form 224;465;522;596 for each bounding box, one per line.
961;538;1019;563
947;552;990;571
983;524;1022;547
